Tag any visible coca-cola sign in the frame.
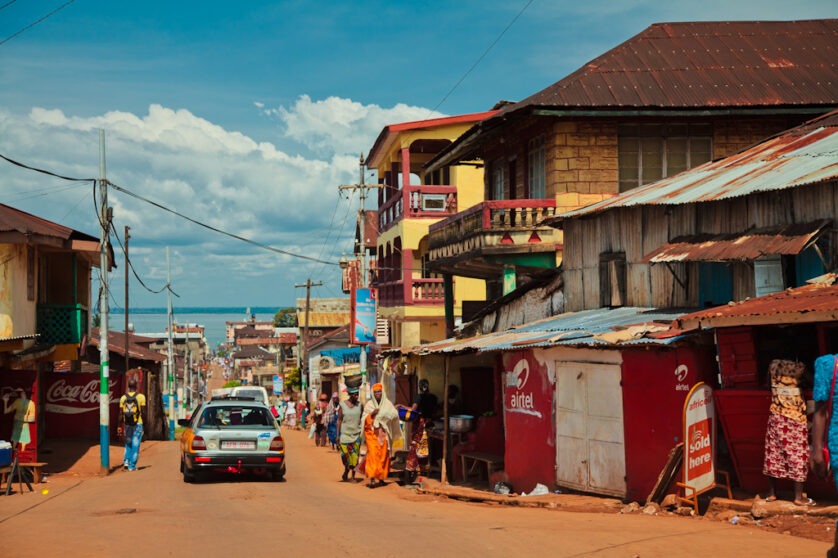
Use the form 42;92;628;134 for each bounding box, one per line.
45;377;119;414
44;373;121;439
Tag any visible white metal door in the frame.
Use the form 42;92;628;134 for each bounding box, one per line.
555;362;626;497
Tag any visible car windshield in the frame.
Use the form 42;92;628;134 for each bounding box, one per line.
198;406;274;428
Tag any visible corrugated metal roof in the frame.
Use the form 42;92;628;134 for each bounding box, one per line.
676;274;838;330
296;298;350;328
0;203;99;243
406;307;693;356
643;220;830;263
552;110;838;222
513;20;838;110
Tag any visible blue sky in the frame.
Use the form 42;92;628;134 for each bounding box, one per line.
0;1;835;311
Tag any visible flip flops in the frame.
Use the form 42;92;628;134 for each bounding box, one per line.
793;497;816;507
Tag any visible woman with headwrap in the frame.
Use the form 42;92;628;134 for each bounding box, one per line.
362;383;402;487
323;391;340;450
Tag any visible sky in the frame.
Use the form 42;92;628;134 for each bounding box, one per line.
0;0;835;311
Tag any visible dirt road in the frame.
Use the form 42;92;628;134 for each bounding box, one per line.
0;423;831;558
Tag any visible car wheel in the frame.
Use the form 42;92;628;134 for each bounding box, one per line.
272;466;286;482
182;465;196;483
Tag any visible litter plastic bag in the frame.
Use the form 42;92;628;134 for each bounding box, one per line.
523;483;550;496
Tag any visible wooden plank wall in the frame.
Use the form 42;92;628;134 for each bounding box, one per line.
562;180;838;311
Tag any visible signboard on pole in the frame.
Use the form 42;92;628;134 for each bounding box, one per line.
272;375;283;395
351;287;377;345
682;382;716;495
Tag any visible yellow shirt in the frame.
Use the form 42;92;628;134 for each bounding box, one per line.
119;392;146;425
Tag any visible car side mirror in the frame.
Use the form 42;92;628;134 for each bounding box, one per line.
177;419;191;427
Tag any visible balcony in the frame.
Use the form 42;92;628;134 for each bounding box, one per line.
37;303;89;345
378;185;458;234
427;199;560;279
377;278;447;308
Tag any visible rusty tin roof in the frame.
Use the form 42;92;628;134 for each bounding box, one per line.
515;20;838;110
643;220;830;263
676;274;838;330
401;307;692;356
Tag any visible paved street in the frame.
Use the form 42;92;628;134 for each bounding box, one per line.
0;426;830;558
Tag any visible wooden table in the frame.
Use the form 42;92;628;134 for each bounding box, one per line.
460;451;504;488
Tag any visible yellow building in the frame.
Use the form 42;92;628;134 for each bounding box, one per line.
366;112;496;348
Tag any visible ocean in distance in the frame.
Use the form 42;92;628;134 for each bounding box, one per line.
110;307;280;348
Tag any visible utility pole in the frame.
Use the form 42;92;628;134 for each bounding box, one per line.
184;323;190;413
166;248;175;440
124;226;130;374
338;154;381;386
98;129;111;473
295;279;322;404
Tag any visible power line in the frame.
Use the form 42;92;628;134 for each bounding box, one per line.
110;222;175;296
0;0;79;47
0;151;339;267
0;152;94;183
430;0;535;113
0;1;19;12
107;180;338;266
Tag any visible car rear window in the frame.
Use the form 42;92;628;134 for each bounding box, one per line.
198;406;274;428
233;389;266;403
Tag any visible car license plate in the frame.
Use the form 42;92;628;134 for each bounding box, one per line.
221;440;255;450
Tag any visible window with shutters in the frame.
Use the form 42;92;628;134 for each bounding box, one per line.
618;123;712;192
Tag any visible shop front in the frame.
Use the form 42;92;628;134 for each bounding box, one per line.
675;279;838;500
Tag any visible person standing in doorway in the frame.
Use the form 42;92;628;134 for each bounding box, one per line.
337;387;362;482
762;359;812;506
120;378;146;472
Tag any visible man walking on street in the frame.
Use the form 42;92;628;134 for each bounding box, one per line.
337;387;362;482
120;376;146;471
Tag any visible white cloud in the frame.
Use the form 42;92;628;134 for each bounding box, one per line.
0;96;440;306
266;95;444;155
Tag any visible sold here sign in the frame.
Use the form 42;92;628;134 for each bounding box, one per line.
683;383;716;495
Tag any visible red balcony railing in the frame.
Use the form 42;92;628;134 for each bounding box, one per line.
428;199;557;250
377;278;448;308
378;185;458;233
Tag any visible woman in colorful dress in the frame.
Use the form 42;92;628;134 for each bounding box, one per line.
762;359;813;506
323;392;340;450
362;383;402;488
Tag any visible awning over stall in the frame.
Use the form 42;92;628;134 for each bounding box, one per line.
643;220;830;263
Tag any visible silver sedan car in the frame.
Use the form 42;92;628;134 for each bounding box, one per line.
178;397;286;483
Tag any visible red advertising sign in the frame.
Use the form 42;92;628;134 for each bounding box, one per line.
682;382;716;495
44;373;120;439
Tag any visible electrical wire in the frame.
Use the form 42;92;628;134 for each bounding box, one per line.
0;152;94;183
106;180;338;266
311;187;356;279
429;0;535;113
0;1;19;12
0;0;79;46
109;222;174;296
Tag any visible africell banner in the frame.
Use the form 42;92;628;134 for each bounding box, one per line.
683;382;716;495
44;373;121;439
